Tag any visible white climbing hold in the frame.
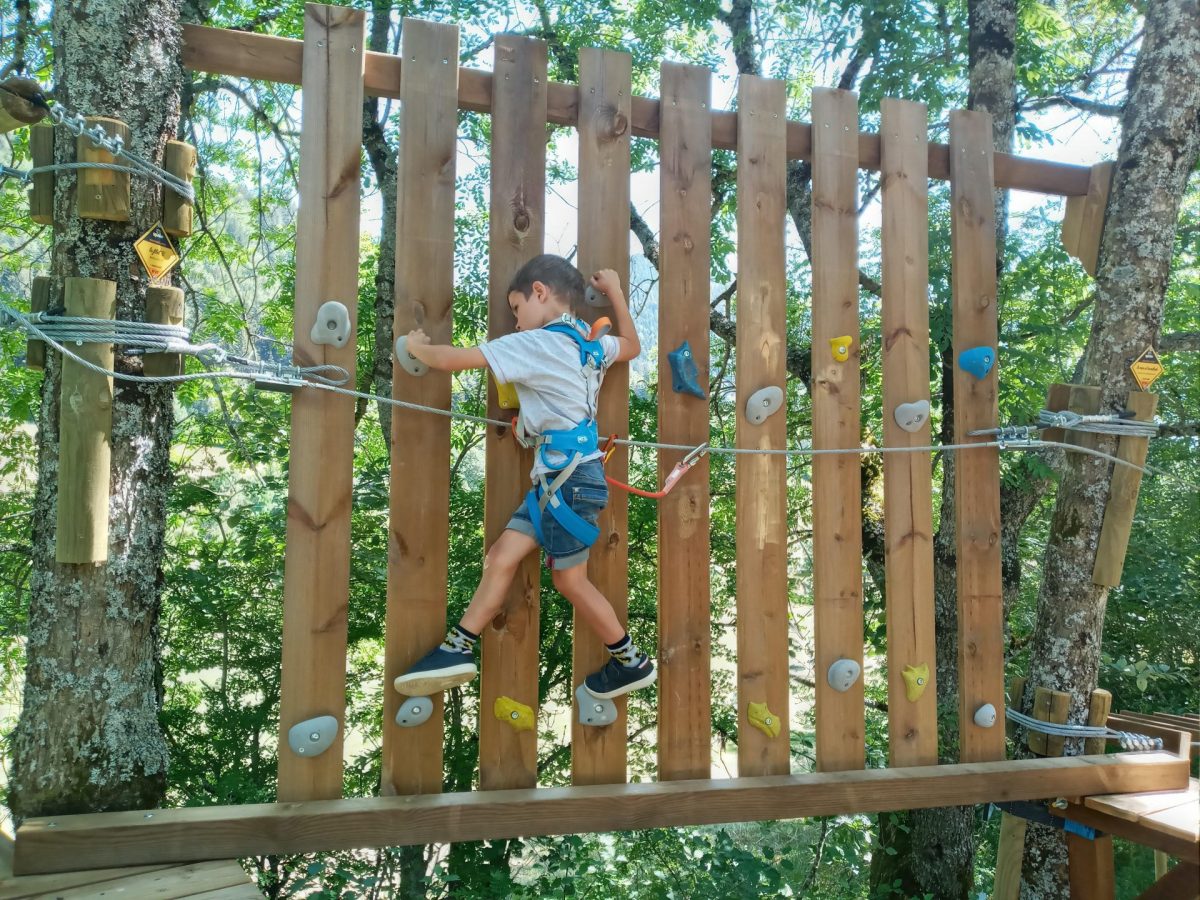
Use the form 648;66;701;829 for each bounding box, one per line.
974;703;997;728
310;300;351;349
894;400;930;433
745;386;784;425
394;335;429;376
396;695;434;727
287;715;338;757
827;658;861;693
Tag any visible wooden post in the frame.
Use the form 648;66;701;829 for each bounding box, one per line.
162;141;197;237
949;109;1005;763
656;61;713;782
1092;391;1158;587
992;811;1028;900
1085;688;1113;756
1068;833;1115;900
77;117;131;222
25;276;50;370
276;3;364;802
572;46;632;787
475;33;544;793
28;124;54;225
879;97;937;769
735;74;789;778
143;286;185;377
56;277;116;565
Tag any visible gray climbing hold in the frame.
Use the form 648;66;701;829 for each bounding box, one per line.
745;386;784;425
575;683;618;727
894;400;930;433
310;300;351;349
973;703;997;728
827;658;861;693
395;695;433;727
394;335;429;376
584;284;610;307
287;715;339;757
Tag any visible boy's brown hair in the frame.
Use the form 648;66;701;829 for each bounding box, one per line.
507;254;585;311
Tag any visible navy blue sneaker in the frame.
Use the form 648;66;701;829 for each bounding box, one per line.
584;656;657;699
393;646;477;696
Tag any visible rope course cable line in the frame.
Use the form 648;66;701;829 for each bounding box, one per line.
1005;707;1163;751
1;301;1158;476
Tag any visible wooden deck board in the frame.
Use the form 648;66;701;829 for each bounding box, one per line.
0;860;256;900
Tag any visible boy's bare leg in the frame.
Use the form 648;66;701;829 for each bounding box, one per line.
459;528;540;634
551;563;624;644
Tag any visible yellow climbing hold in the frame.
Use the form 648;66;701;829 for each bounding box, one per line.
902;663;930;702
830;335;852;362
494;696;535;731
747;702;781;738
495;379;520;410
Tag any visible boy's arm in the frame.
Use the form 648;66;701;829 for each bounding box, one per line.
405;329;488;372
591;269;640;363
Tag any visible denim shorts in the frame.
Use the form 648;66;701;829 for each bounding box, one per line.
507;458;608;571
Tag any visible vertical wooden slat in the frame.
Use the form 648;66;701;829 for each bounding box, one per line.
949;109;1005;764
735;75;789;778
1092;391;1158;587
478;34;546;793
277;3;364;802
657;62;712;782
811;87;864;773
879;98;937;768
572;46;632;787
383;17;459;797
26;276;50;370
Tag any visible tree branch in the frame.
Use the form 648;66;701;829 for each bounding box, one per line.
1160;331;1200;352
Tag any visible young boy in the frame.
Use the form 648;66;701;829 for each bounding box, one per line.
394;254;656;700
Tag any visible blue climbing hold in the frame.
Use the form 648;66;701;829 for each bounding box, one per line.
667;340;705;399
958;346;995;381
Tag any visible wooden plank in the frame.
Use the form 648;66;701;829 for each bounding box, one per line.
13;753;1189;875
1085;779;1198;823
187;887;264;900
879;97;936;769
1108;714;1192;758
1134;862;1199;900
1093;391;1160;586
1140;802;1200;844
1072;162;1114;276
25;275;49;370
1118;712;1199;734
1068;832;1115;900
1051;801;1200;864
949;109;1005;763
0;867;172;899
383;18;459;798
38;860;250;900
811;87;864;773
656;61;713;782
57;277;115;564
572;46;632;787
993;811;1028;900
27;124;53;225
478;33;546;793
178;23;1094;197
734;74;789;778
276;3;364;802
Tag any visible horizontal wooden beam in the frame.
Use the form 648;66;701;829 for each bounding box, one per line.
14;752;1187;875
181;23;1092;197
1050;801;1199;863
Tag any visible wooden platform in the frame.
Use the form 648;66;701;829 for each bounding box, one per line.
1053;778;1200;865
1;834;260;899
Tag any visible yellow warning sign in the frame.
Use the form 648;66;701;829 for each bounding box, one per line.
1129;346;1164;391
134;223;180;282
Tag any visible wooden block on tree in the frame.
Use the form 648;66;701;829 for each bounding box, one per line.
383;18;460;797
656;61;713;783
276;3;364;803
1092;391;1158;587
77;117;130;222
573;46;632;787
1061;161;1114;277
735;74;790;778
478;32;545;793
1085;688;1113;755
28;124;54;225
1026;686;1071;757
143;286;185;377
879;97;936;769
57;277;116;564
949;109;1005;763
26;276;50;370
162;141;197;237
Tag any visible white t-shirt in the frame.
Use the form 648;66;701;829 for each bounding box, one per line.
481;325;620;477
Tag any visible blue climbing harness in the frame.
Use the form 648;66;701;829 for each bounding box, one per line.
516;318;606;549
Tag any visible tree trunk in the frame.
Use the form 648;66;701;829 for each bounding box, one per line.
1019;3;1200;896
8;0;182;819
